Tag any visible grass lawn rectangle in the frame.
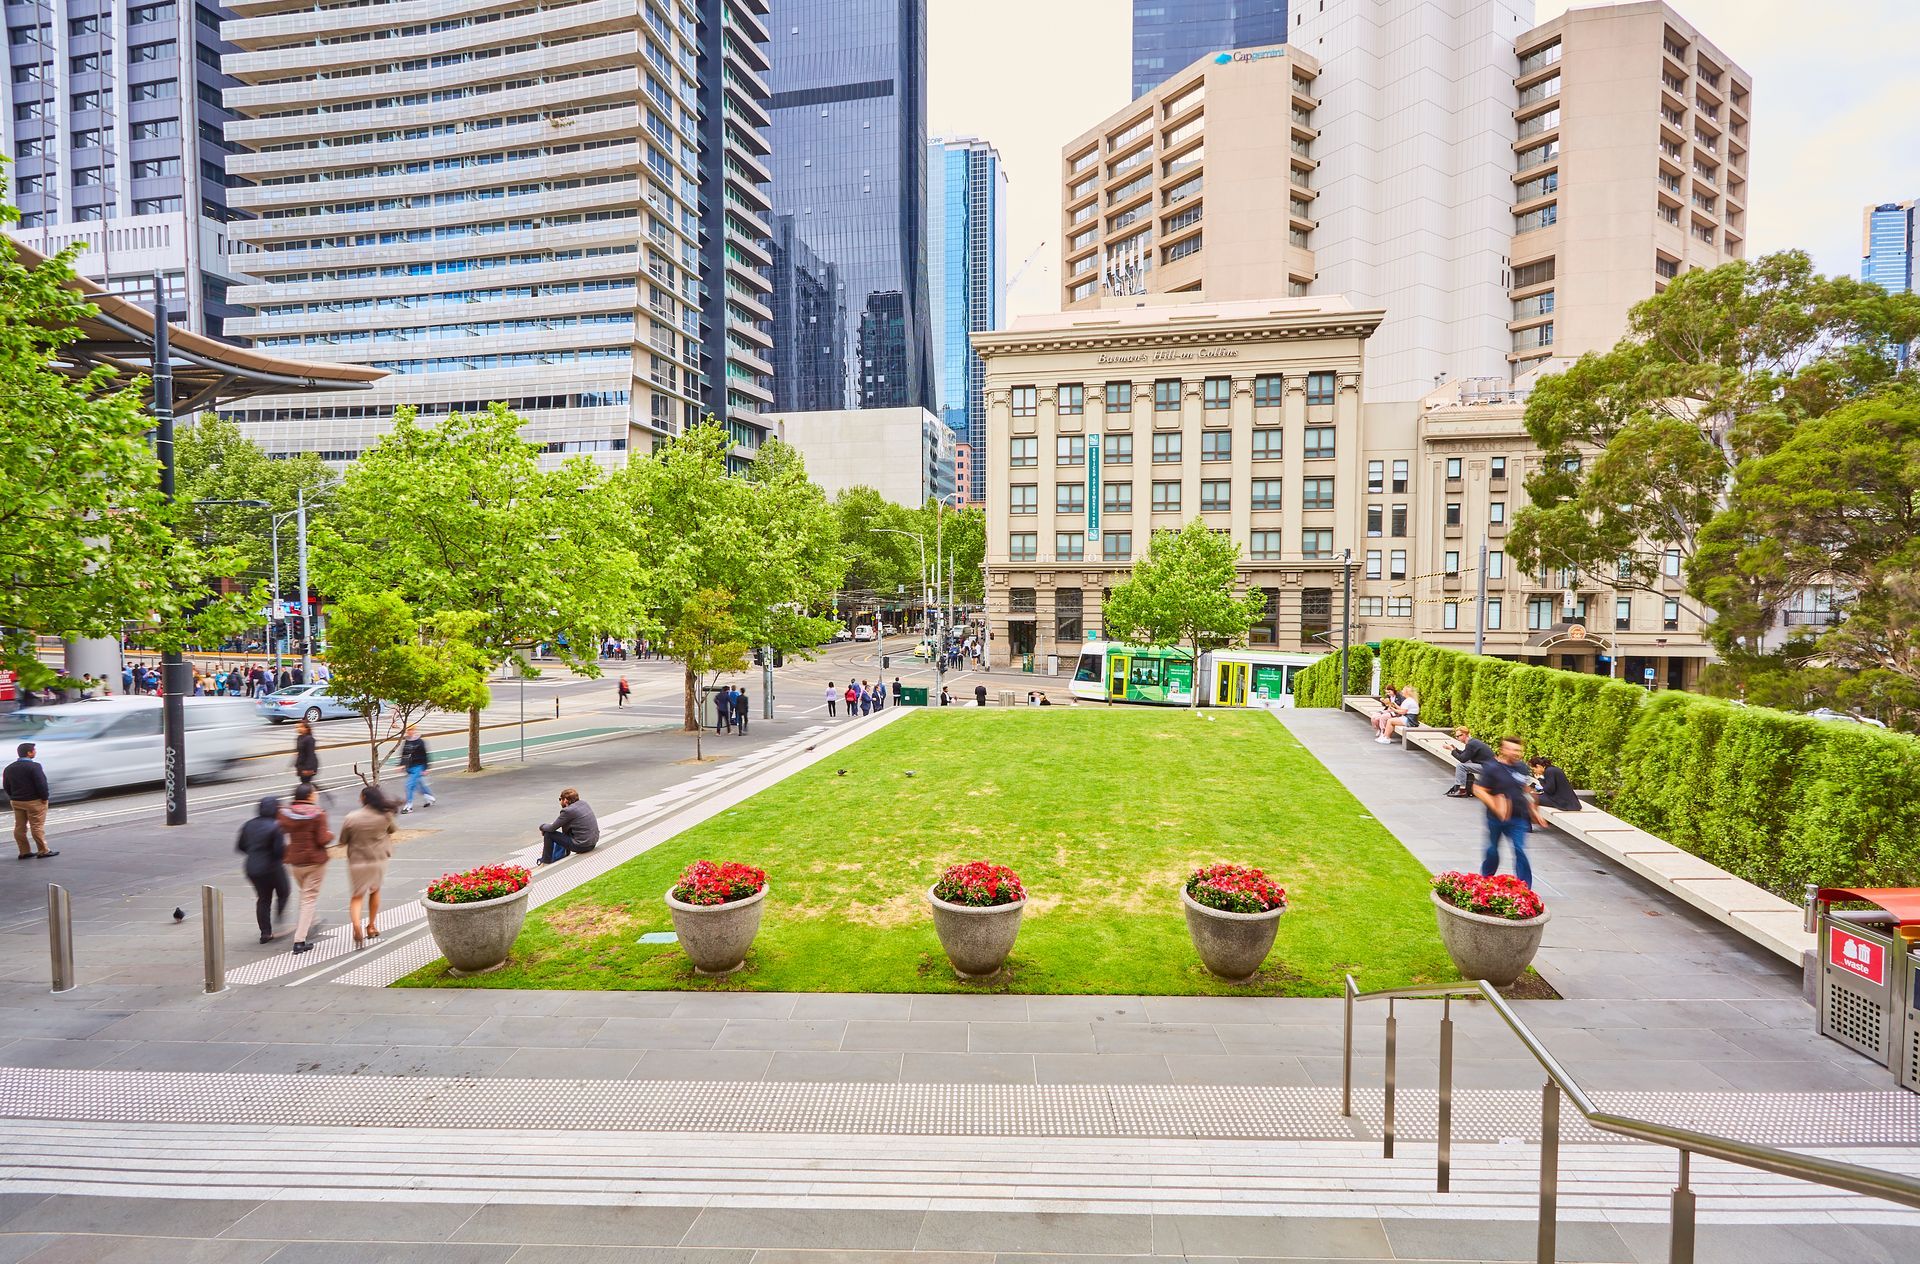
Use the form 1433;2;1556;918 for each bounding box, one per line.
398;708;1460;996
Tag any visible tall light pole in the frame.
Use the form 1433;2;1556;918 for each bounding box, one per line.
296;485;313;682
153;281;188;826
1474;538;1488;655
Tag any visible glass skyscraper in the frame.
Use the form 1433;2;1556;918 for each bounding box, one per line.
765;0;933;413
1131;0;1289;97
1862;201;1917;295
929;137;1006;504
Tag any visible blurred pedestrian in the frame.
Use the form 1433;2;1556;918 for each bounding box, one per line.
1472;736;1544;888
399;725;434;812
234;795;288;943
341;784;398;948
616;676;631;707
281;784;334;953
293;719;319;790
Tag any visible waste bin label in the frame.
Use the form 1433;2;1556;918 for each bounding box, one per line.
1830;927;1885;986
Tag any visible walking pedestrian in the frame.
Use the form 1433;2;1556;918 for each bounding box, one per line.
281;784;334;953
537;787;600;864
399;725;434;812
6;742;56;859
234;795;289;943
1472;736;1544;888
825;682;838;718
341;784;398;948
292;720;319;791
717;685;735;734
617;676;631;707
735;688;750;734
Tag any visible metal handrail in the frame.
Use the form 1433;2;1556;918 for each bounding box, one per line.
1342;974;1920;1263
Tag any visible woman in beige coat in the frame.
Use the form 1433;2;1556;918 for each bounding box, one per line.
340;784;398;948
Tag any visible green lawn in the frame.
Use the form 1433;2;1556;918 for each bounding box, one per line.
398;708;1459;996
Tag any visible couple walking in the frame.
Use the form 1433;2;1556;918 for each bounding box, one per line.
238;782;401;953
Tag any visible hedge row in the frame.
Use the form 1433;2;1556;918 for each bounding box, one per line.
1292;642;1375;709
1313;639;1920;895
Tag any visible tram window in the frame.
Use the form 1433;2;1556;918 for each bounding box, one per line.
1073;653;1102;683
1130;659;1162;687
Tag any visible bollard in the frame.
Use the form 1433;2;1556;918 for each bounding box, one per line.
47;883;74;994
1537;1079;1560;1264
201;884;226;994
1437;996;1455;1193
554;698;560;719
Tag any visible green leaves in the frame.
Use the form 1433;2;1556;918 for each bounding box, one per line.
1104;520;1267;704
324;592;492;778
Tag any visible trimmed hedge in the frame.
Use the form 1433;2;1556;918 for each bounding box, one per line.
1292;643;1375;709
1308;638;1920;894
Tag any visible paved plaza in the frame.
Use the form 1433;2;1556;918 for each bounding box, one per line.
1;670;1915;1263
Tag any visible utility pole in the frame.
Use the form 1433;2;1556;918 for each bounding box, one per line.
296;485;312;683
1474;538;1488;655
762;647;774;720
153;281;188;826
1339;548;1354;699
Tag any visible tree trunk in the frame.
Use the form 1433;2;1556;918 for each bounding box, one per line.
682;664;699;732
467;705;482;772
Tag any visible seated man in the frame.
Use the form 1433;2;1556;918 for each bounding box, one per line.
1374;686;1420;744
537;787;600;865
1445;726;1495;797
1529;756;1582;812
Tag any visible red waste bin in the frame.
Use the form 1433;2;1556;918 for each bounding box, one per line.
1806;886;1920;1093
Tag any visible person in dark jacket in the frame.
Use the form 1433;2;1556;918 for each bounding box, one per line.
6;742;56;858
734;688;749;735
399;726;434;813
537;787;600;864
235;795;289;942
974;683;988;707
1529;756;1582;812
1445;727;1496;798
292;720;319;789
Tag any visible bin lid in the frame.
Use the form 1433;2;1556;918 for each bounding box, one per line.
1817;887;1920;928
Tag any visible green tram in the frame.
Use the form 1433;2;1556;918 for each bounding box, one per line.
1068;641;1320;708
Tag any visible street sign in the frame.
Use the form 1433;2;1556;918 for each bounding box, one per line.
1085;445;1101;545
1831;926;1887;987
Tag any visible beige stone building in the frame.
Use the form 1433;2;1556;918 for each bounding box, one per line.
1059;45;1318;311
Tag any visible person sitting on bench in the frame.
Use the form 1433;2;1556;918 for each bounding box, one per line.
1446;727;1496;797
537;787;600;865
1529;756;1582;812
1374;686;1419;744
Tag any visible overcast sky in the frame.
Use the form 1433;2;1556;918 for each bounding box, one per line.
928;0;1920;318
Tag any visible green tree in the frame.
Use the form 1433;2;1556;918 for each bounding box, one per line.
915;498;984;606
621;424;843;729
176;413;334;586
314;404;648;770
667;588;751;761
1508;251;1920;613
833;486;920;615
0;207;249;684
1102;520;1266;706
323;592;493;781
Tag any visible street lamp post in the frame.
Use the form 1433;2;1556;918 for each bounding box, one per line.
870;524;926;680
152;284;189;826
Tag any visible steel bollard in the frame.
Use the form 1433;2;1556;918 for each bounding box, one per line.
47;883;74;993
201;885;226;994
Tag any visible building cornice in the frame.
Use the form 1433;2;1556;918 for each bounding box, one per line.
971;309;1387;360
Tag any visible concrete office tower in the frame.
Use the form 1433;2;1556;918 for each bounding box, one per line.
929;136;1006;504
1060;46;1319;312
767;406;954;506
1132;0;1289;97
766;0;933;414
1508;2;1751;372
1290;0;1531;402
1862;200;1917;294
217;0;770;468
1;0;252;335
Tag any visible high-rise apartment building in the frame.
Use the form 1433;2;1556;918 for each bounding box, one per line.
1;0;252;335
929;136;1006;504
765;0;933;415
216;0;774;468
1862;200;1917;295
1507;2;1751;372
1059;46;1319;313
1131;0;1288;98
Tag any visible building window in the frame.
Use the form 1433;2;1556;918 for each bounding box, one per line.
1487;599;1503;630
1010;587;1037;613
1103;433;1132;464
1305;371;1336;405
1058;384;1085;415
1367;505;1383;537
1250;530;1284;561
1302;478;1333;511
1105;382;1133;411
1056;587;1083;639
1302;530;1333;559
1663;599;1681;631
1390;550;1406;580
1251;479;1283;511
1151;481;1182;513
1254;374;1283;407
1392;460;1408;493
1490;501;1506;525
1057;483;1086;514
1253;429;1283;460
1152;432;1182;464
1056;533;1085;562
1616;598;1631;630
1104;481;1132;513
1009;533;1037;562
1365;550;1382;579
1203;376;1231;410
1444;550;1461;575
1443;601;1460;631
1057;435;1086;466
1488;550;1505;579
1302;587;1333;639
1012;386;1037;417
1165;233;1203;262
1391;505;1407;537
1303;427;1334;459
1154;379;1181;411
1103;532;1133;563
1009;437;1037;467
1359;596;1384;617
1387;596;1412;617
1367;460;1385;494
131;157;181;179
1490;456;1507;481
1200;480;1230;512
1446;502;1462;527
1010;485;1037;515
1201;430;1231;462
1663;547;1682;577
1528;597;1554;630
1446;457;1463;480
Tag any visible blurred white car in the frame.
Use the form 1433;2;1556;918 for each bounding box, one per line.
852;626;875;642
830;628;853;643
255;683;364;725
0;697;262;803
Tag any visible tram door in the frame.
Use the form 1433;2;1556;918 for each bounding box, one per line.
1213;661;1250;707
1108;655;1130;700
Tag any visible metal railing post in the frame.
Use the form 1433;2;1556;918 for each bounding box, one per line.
201;885;226;994
1538;1079;1560;1264
1669;1150;1696;1264
1341;975;1354;1118
1438;995;1455;1193
47;883;74;993
1383;998;1397;1158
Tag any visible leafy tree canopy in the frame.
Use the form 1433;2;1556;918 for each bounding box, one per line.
1103;520;1266;705
323;591;492;780
176;413;335;586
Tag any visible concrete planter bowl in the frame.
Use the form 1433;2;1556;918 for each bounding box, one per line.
1431;891;1551;987
927;886;1026;979
1181;887;1286;983
423;885;530;976
665;884;768;976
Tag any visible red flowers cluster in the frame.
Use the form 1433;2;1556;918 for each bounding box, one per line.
672;859;767;907
933;861;1026;908
1432;871;1544;920
1186;863;1288;914
426;863;530;905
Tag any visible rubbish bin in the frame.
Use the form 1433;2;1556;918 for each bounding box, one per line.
698;685;726;730
900;685;929;707
1806;886;1920;1093
1903;940;1920;1094
998;690;1018;707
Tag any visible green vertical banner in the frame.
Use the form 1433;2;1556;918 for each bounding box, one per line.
1086;443;1102;547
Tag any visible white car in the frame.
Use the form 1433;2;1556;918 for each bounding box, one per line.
831;628;853;643
0;697;262;803
852;626;875;642
256;683;365;725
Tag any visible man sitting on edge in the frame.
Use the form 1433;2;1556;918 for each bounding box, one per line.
536;787;600;865
1445;726;1496;798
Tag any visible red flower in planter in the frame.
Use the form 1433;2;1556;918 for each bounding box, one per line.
426;863;531;905
1431;871;1543;920
672;859;767;907
933;861;1026;908
1186;863;1288;914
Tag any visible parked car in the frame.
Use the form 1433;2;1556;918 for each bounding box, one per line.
255;683;366;725
830;628;853;643
852;626;875;643
0;697;260;803
1808;707;1889;729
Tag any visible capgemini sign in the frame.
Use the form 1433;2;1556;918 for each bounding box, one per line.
1214;48;1286;65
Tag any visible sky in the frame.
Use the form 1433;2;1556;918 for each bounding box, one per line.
928;0;1920;319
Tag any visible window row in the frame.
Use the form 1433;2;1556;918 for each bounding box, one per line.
1008;478;1338;515
1008;371;1339;417
1007;530;1344;563
1008;428;1333;466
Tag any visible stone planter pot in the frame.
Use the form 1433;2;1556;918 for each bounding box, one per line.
1181;886;1286;983
664;883;768;976
423;884;530;976
927;886;1026;979
1431;891;1551;987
